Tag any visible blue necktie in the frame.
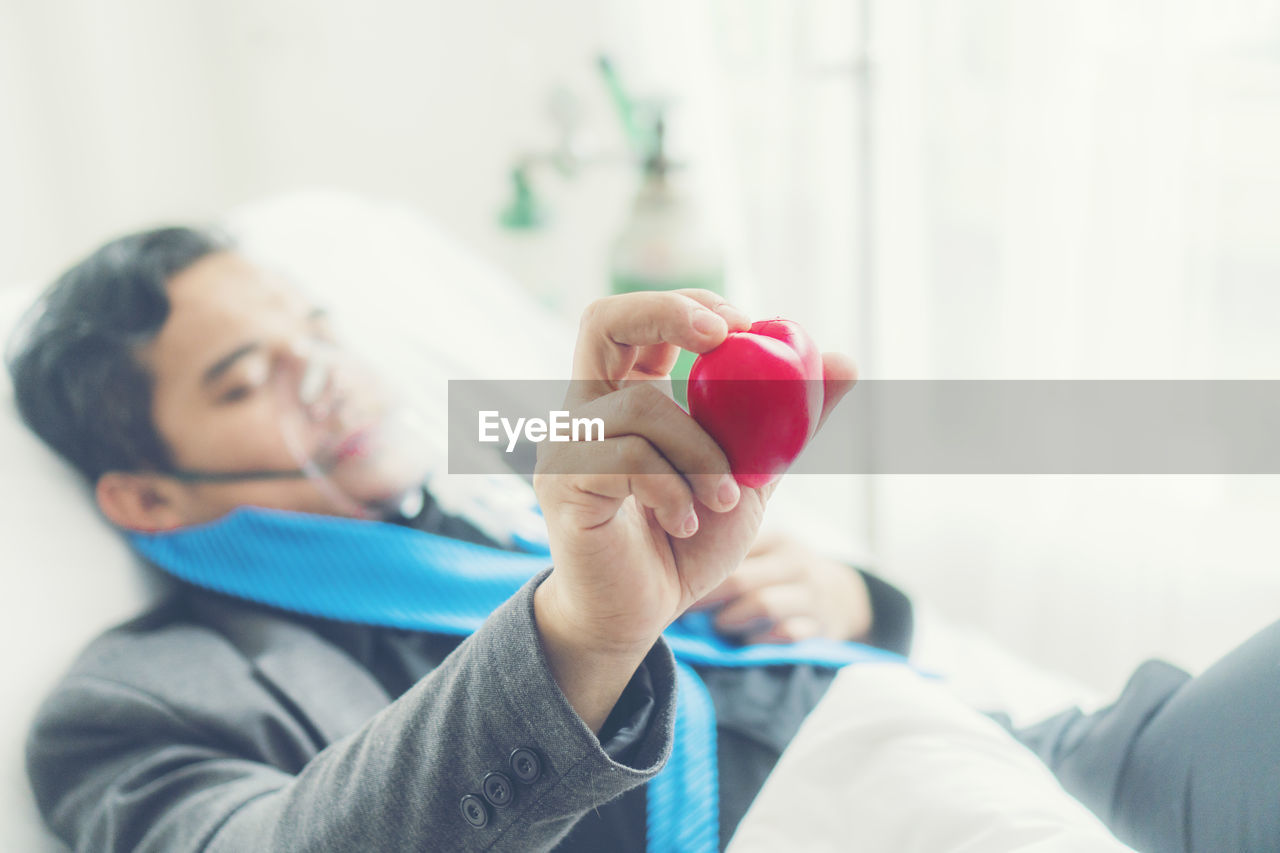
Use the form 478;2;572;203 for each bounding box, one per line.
130;507;904;852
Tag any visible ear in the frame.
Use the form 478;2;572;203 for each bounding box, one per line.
95;471;188;532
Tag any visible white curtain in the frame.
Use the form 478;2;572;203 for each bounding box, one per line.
868;0;1280;692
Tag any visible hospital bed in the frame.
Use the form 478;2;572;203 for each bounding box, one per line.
0;191;1118;851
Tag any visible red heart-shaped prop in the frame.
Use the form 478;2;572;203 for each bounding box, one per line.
687;318;824;488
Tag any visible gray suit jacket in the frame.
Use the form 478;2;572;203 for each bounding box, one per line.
27;570;679;852
26;479;912;852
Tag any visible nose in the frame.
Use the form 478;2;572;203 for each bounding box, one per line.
297;354;329;408
281;340;339;422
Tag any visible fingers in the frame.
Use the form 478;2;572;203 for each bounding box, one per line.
564;382;741;512
536;380;745;537
816;351;858;433
712;581;814;636
626;291;750;379
690;547;801;610
569;290;750;405
539;434;700;539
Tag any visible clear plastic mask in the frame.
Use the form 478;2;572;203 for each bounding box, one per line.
271;337;437;518
168;329;438;520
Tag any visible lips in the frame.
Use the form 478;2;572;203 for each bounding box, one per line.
318;389;384;465
308;407;382;469
332;425;376;461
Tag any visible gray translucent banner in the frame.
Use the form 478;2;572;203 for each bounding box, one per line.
447;380;1280;476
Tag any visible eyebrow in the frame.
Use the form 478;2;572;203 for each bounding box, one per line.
201;342;260;388
200;307;328;388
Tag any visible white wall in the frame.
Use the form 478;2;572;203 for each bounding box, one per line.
11;0;1277;698
0;0;624;300
0;0;853;315
867;0;1280;695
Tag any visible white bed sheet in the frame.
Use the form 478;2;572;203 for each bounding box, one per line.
728;664;1133;853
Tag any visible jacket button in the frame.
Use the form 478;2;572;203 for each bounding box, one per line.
482;771;514;807
459;793;489;828
509;747;542;783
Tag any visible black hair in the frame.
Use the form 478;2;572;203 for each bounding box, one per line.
5;226;234;482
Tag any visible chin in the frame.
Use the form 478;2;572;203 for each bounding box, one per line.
337;455;426;509
323;412;434;510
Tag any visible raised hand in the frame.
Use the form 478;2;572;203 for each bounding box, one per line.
531;290;856;731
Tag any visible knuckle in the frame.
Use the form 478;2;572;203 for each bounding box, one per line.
560;494;606;527
533;439;571;474
632;381;672;414
532;468;569;504
681;288;718;306
666;475;694;502
739;589;768;617
639;469;689;501
614;435;652;469
578;297;610;332
618;384;663;423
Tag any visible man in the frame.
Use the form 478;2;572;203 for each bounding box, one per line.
9;226;896;852
15;226;1280;853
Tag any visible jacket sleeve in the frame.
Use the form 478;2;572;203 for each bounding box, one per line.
1006;618;1280;853
26;571;678;853
855;568;914;656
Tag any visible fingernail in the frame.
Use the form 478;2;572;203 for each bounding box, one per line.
715;302;752;329
717;475;740;508
682;508;699;536
693;308;725;336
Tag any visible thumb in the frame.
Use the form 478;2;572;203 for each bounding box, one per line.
816;352;858;432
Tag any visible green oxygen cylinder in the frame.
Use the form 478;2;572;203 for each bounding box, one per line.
609;120;724;407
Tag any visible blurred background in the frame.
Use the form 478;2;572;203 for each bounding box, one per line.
3;0;1280;699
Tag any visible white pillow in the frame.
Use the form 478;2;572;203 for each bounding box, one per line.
0;190;576;852
1;281;165;852
727;665;1136;853
227;190;575;382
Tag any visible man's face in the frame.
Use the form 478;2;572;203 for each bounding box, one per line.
134;251;420;525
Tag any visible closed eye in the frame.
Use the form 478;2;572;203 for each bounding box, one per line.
218;385;254;404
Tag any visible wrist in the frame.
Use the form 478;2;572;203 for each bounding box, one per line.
533;573;656;734
536;571;663;658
